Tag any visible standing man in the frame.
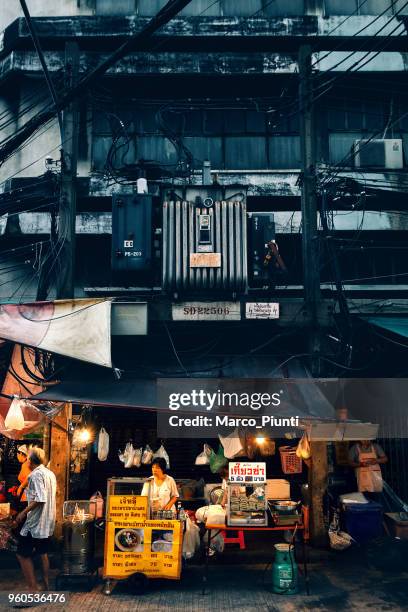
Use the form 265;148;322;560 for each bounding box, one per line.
14;447;57;592
349;439;388;500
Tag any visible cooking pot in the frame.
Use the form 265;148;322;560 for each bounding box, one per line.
271;500;300;514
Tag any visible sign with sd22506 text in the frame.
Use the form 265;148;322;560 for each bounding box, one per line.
172;302;241;321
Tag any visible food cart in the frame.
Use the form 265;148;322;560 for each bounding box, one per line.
203;462;310;595
103;477;183;595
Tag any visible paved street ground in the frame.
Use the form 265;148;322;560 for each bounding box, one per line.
0;535;407;611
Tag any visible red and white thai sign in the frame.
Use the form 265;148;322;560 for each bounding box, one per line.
228;462;267;483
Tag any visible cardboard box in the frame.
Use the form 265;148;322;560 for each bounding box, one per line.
266;479;290;500
385;513;408;540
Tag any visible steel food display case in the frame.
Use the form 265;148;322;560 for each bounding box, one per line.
227;462;268;527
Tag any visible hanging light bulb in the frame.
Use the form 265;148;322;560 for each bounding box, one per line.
255;436;266;445
78;428;91;444
4;396;25;431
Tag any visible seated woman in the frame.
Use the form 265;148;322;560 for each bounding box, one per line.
141;457;179;515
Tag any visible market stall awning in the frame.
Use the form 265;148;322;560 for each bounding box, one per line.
30;355;337;419
33;378;158;411
0;299;112;368
364;316;408;339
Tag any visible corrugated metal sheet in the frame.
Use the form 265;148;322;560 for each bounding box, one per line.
328;132;362;163
225;136;267;169
324;0;407;14
183;136;223;167
137;135;178;165
265;0;305;16
360;0;394;15
96;0;136;15
269;135;301;169
137;0;304;17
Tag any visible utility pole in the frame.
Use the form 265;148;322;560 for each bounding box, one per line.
299;46;328;546
57;42;80;299
299;44;321;376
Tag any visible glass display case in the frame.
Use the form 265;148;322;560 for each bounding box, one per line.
106;477;147;497
227;482;268;526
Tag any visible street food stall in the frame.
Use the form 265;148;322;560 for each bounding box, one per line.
203;461;310;595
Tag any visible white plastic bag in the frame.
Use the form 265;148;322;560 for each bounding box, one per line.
219;428;244;459
142;445;154;465
133;447;143;467
206;504;226;526
195;444;213;465
124;443;135;468
153;444;170;469
97;427;109;461
4;398;25;431
202;530;225;553
195;504;226;526
182;515;200;559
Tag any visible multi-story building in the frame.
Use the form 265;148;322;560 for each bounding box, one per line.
1;1;408;500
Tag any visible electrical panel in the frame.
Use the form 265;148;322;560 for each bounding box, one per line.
111;194;152;274
248;212;276;287
354;139;403;169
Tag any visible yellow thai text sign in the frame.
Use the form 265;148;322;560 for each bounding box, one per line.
104;518;182;580
106;495;148;521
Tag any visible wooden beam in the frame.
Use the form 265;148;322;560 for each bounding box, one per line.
49;403;71;540
308;441;328;546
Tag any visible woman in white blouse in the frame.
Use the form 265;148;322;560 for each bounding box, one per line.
141;457;179;514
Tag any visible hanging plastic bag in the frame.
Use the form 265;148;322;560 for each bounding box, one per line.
133;447;143;467
124;443;135;468
97;427;109;461
219;429;244;459
153;444;170;469
142;445;154;465
209;445;227;474
90;491;104;518
4;398;25;431
296;432;311;460
182;515;200;559
195;444;213;465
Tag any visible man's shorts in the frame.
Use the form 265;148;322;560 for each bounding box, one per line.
17;533;50;557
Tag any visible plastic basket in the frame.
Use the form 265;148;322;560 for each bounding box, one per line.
329;530;353;551
279;446;303;474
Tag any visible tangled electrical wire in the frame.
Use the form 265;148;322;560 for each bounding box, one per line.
100;106;197;185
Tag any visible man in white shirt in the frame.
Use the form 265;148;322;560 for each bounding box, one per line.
14;447;57;591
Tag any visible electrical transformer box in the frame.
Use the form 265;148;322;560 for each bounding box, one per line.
111;194;152;274
162;199;247;293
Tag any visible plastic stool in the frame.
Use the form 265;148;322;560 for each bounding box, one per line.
221;530;246;550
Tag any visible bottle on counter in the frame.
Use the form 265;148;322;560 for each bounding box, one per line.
177;501;185;521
